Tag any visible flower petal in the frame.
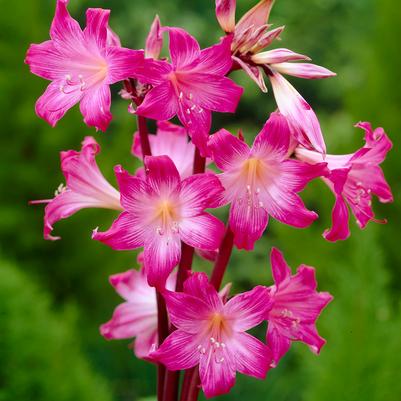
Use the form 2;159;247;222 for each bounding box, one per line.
224;286;271;331
235;0;275;36
168;27;201;69
136;81;178;121
106;47;145;84
216;0;236;33
145;15;163;59
270;247;291;287
151;330;200;370
252;48;311;65
208;129;250;171
180;213;225;251
266;325;291;366
83;8;110;50
135;330;158;359
79;84;112;131
232;56;267;92
271;62;336;79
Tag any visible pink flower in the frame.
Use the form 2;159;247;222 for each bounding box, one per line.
208;112;327;250
295;122;393;241
152;272;272;398
134;28;243;155
93;156;225;287
31;137;121;240
215;0;335;153
101;268;177;359
131;121;197;179
266;248;333;366
25;0;144;131
145;15;164;60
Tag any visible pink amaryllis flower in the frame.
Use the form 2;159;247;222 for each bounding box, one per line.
208;112;327;250
131;120;197;179
266;248;333;366
25;0;144;131
152;272;272;398
93;156;225;287
295;122;393;241
101;268;177;359
134;28;243;154
215;0;336;153
31;136;122;240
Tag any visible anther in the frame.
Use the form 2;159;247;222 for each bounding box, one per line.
156;227;164;235
186;108;191;115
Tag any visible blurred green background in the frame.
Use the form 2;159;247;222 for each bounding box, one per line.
1;0;400;400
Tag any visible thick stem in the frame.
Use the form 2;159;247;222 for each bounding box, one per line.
180;368;200;401
137;115;152;157
157;291;169;401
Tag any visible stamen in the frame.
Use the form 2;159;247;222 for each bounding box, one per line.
156;227;164;235
186;108;191;115
215;357;225;364
188;93;193;100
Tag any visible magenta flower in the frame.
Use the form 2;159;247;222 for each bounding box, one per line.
134;28;243;154
101;268;177;359
132;121;198;179
25;0;144;131
152;272;272;398
215;0;335;153
93;156;225;287
266;248;333;366
31;136;121;240
295;122;393;241
208;112;327;250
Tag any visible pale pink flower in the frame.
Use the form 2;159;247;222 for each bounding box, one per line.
266;248;333;366
31;136;121;240
93;156;225;287
152;272;272;398
25;0;144;131
215;0;335;153
101;268;177;359
295;122;393;241
134;28;243;155
131;121;196;179
208;112;327;250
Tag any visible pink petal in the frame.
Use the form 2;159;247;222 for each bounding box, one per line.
25;40;65;80
50;0;84;47
144;232;181;288
134;329;158;359
183;272;223;311
180;213;225;251
195;35;233;75
224;286;271;331
269;72;326;154
151;330;200;370
271;62;336;79
35;80;83;127
106;47;145;84
230;332;272;378
145;15;163;59
199;344;236;398
323;169;351;241
266;325;291;366
136;81;178;121
208;129;250;171
252;26;285;52
180;173;225;216
216;0;236;33
252;48;311;64
229;199;268;250
92;211;147;250
168;27;201;69
164;291;212;333
144;155;181;196
252;112;291;159
83;8;110;50
235;0;275;36
270;248;291;286
232;56;267;92
133;59;172;86
79;84;112;132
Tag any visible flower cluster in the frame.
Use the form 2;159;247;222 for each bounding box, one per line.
26;0;392;400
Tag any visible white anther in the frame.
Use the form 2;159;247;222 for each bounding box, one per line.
197;107;204;113
210;337;216;344
186;108;191;115
255;187;260;194
190;104;196;111
220;342;226;348
188;93;193;100
156;227;164;235
258;201;264;208
179;92;184;100
216;357;225;364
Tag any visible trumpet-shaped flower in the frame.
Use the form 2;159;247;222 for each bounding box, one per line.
132;121;197;179
25;0;144;131
295;122;393;241
266;248;333;366
31;136;122;240
101;268;177;359
93;156;225;287
215;0;335;153
208;112;327;250
134;28;243;155
152;273;272;398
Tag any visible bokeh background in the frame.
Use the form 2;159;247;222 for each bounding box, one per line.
1;0;400;400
